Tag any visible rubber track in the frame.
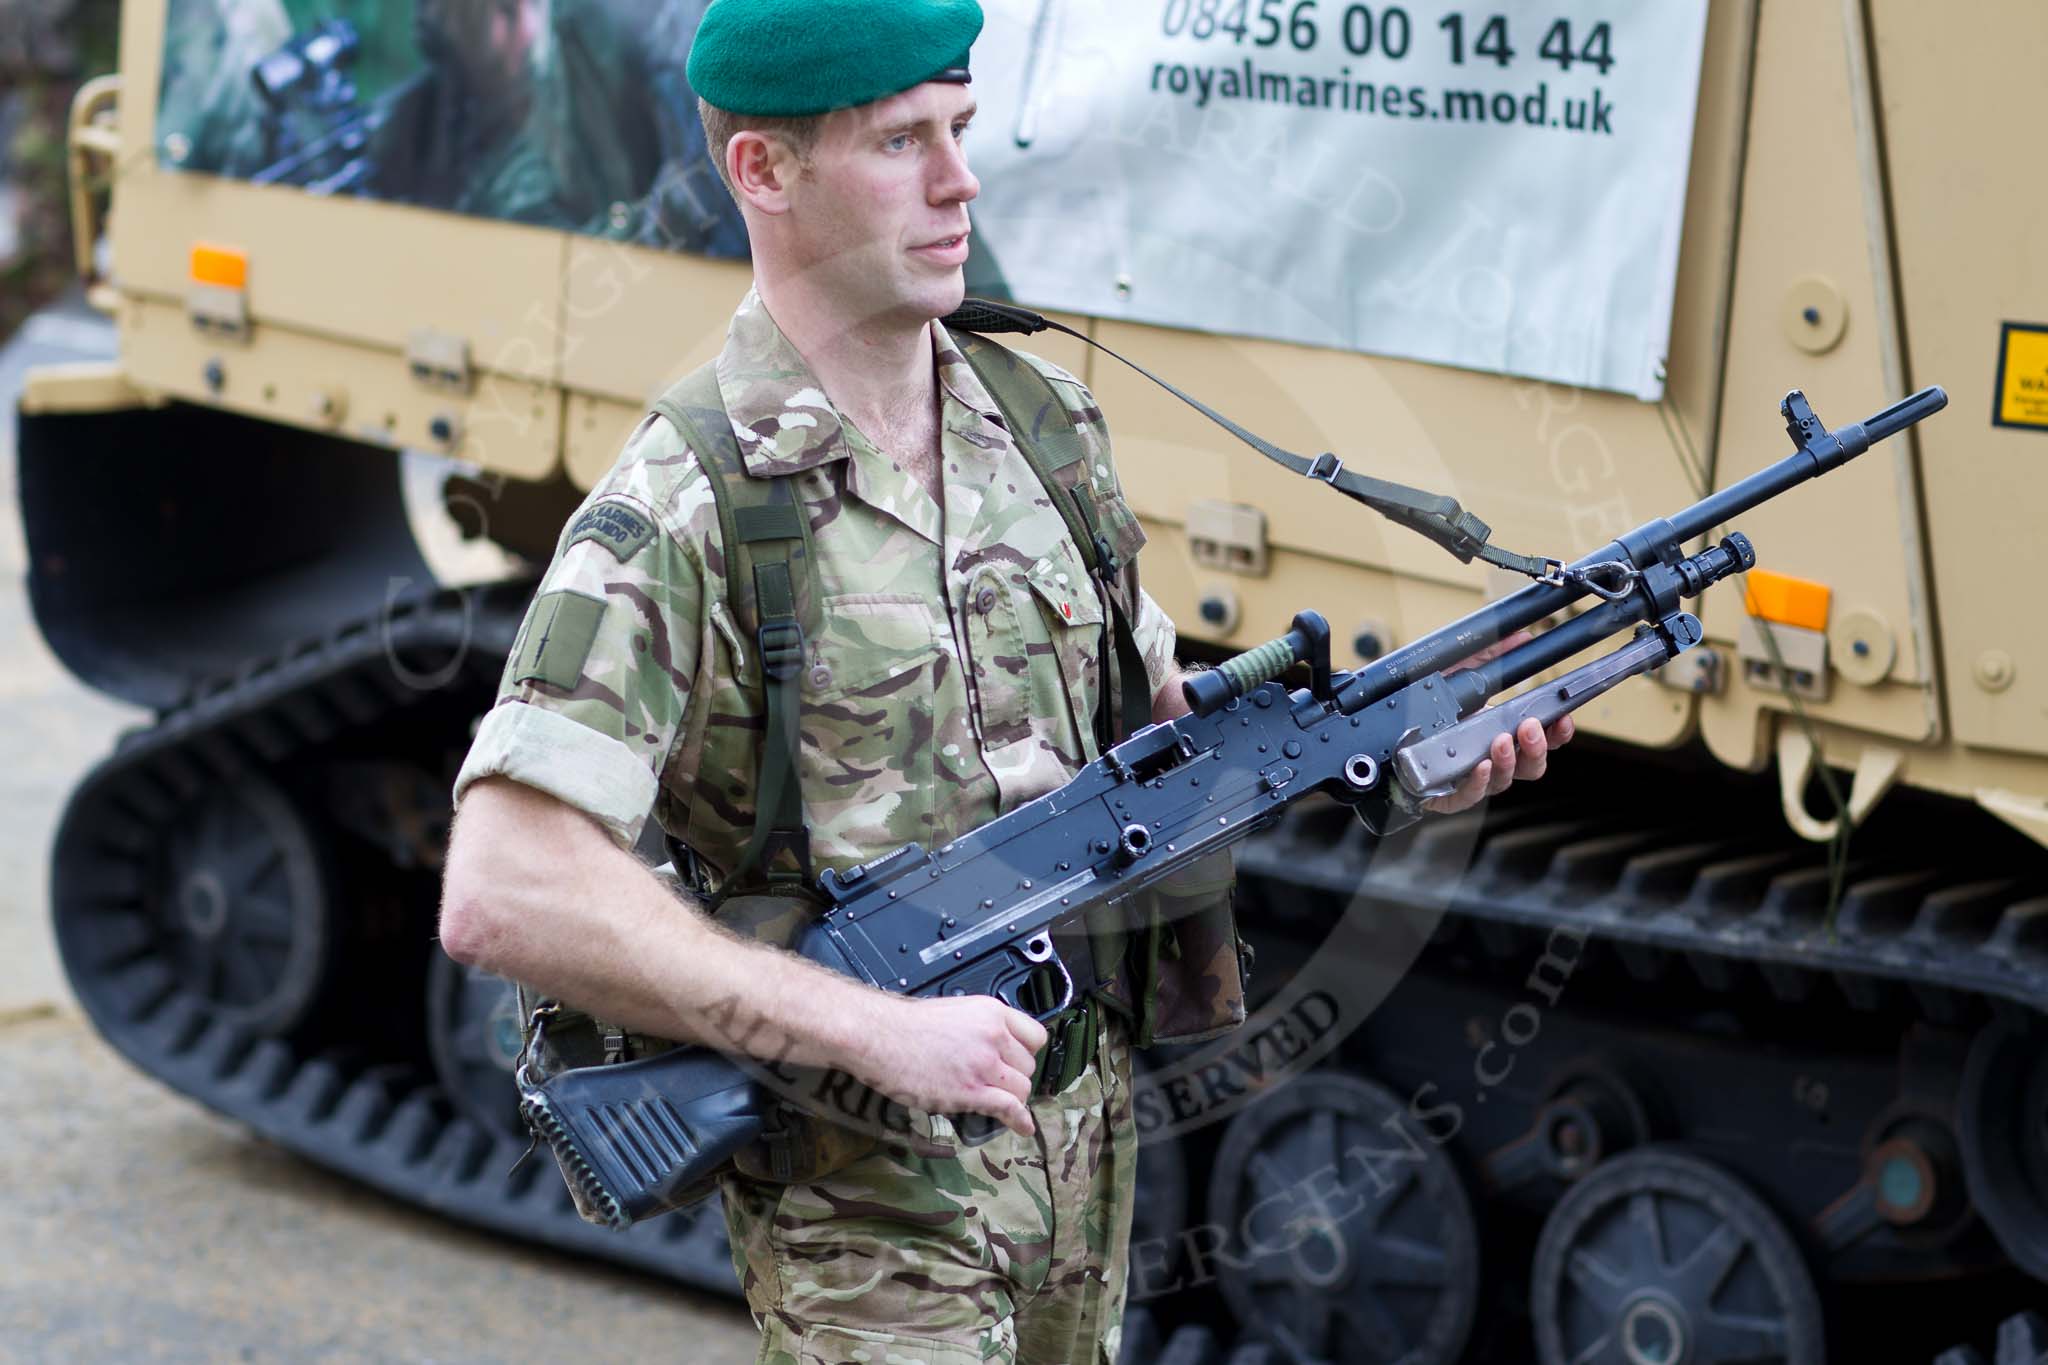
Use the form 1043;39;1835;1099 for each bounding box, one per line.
54;582;2048;1303
1936;1312;2048;1365
50;584;739;1291
1234;798;2048;1027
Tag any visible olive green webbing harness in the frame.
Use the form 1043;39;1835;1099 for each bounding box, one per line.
648;338;1142;1093
651;370;817;895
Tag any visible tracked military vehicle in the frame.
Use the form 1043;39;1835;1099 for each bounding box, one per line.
18;0;2048;1359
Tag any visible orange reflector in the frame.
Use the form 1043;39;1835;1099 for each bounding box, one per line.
190;243;247;289
1744;570;1830;631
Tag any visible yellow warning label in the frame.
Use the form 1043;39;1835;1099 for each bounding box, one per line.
1995;322;2048;431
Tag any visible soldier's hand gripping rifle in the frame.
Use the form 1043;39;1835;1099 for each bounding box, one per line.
516;376;1946;1230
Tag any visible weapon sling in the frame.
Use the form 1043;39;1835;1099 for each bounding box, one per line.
945;298;1607;589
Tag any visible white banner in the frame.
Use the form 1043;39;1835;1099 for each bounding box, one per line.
968;0;1711;400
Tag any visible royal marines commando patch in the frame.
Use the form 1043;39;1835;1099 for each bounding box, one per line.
566;498;656;561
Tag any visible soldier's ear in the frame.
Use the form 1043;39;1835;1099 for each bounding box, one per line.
728;131;797;215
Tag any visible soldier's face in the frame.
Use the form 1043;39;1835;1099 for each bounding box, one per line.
787;83;981;327
416;0;529;85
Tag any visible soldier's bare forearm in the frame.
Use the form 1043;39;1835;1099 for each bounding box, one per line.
438;776;886;1075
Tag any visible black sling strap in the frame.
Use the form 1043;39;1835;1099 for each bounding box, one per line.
944;297;1564;583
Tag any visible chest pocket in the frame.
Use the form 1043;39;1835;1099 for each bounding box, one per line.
1024;547;1108;761
1045;437;1147;594
806;593;940;699
800;594;942;862
961;562;1035;751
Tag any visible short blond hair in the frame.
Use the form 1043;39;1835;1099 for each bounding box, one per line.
697;99;825;200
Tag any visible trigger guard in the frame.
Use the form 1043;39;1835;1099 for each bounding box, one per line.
994;947;1076;1023
1034;952;1076;1022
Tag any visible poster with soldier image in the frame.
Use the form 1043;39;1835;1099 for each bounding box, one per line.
159;0;1709;396
156;0;748;255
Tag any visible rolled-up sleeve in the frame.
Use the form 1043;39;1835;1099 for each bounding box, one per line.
455;701;661;847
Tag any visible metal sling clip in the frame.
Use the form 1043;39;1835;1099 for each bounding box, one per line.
1539;558;1641;602
507;1000;562;1178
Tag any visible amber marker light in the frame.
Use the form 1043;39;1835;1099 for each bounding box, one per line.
1743;568;1831;632
189;242;249;290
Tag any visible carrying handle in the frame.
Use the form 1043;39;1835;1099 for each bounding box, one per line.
1184;611;1332;717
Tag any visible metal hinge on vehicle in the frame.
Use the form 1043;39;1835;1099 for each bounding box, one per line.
406;328;474;394
1738;617;1829;703
1186;500;1269;576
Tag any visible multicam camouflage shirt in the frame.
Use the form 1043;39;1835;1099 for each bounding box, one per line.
457;287;1173;865
455;288;1246;1042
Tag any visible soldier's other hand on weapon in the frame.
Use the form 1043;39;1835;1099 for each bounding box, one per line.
852;994;1051;1139
1423;630;1576;816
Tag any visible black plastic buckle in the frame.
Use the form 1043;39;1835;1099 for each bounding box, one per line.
1091;533;1121;578
757;620;803;680
759;828;812;883
1035;1006;1093;1097
1037;1031;1069;1097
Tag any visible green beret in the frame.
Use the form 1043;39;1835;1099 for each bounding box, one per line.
687;0;983;118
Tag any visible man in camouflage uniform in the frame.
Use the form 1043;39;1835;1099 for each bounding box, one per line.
365;0;564;223
439;2;1565;1360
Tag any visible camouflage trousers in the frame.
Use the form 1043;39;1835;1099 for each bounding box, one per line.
720;1014;1137;1364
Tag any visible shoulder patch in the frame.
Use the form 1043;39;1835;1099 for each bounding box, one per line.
566;498;656;562
513;589;607;691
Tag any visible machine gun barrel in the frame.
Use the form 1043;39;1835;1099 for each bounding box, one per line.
1862;385;1951;444
1344;386;1946;711
1670;385;1945;541
249;110;374;187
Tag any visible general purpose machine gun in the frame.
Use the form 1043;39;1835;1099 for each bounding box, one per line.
516;368;1948;1231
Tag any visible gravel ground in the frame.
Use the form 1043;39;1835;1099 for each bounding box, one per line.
1;302;761;1364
